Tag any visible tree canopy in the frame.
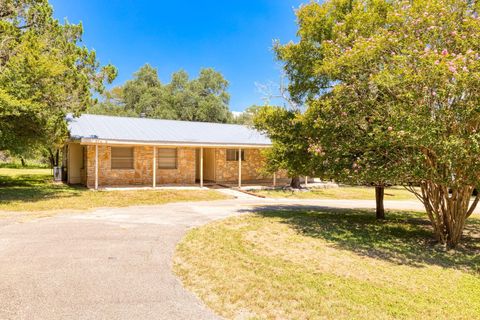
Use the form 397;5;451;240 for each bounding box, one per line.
90;64;233;123
232;105;264;125
272;0;480;247
0;0;116;159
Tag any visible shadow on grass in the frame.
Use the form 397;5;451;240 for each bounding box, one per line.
244;205;480;274
0;173;86;204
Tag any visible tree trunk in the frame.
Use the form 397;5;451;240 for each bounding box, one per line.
48;149;55;168
420;181;479;248
375;185;385;220
48;148;60;168
290;176;301;189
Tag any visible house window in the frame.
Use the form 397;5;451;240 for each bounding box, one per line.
158;148;177;169
111;147;134;169
226;149;245;161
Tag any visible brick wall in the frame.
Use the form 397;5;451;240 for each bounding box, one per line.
85;145;196;188
83;145;286;188
214;148;282;182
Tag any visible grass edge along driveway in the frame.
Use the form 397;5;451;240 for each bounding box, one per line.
0;168;228;215
252;185;418;200
174;208;480;320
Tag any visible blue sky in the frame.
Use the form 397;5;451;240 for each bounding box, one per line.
50;0;304;112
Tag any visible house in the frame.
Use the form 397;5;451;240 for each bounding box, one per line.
63;114;287;189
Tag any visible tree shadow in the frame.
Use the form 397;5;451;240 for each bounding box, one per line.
242;205;480;274
0;173;86;205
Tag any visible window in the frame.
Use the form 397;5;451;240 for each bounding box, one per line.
158;148;177;169
226;149;245;161
111;147;134;169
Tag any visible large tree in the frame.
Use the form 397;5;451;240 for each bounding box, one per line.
91;64;233;123
0;0;117;164
276;0;480;246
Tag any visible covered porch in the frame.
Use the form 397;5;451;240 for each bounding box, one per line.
65;140;281;190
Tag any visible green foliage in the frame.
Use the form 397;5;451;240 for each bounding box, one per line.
90;64;234;123
275;0;403;187
86;86;136;117
253;106;312;177
0;0;117;156
275;0;480;245
278;0;480;188
232;105;263;125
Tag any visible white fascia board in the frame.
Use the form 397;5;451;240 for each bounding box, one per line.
79;138;272;149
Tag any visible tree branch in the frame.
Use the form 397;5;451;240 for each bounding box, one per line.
466;193;480;218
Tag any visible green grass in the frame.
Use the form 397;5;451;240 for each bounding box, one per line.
175;208;480;320
252;186;417;200
0;168;228;214
0;162;49;169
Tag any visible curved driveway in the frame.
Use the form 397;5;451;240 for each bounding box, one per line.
0;195;460;319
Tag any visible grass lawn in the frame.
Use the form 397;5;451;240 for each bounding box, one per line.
252;185;418;200
175;208;480;320
0;168;227;214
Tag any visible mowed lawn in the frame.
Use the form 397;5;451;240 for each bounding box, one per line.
252;185;417;200
0;168;227;213
175;209;480;320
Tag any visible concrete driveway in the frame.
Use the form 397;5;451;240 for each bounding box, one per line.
0;195;473;319
0;200;249;320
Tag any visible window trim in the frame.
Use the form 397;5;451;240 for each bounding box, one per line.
110;147;135;170
226;149;245;162
157;147;178;170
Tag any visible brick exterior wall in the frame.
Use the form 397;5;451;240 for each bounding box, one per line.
85;145;196;188
214;148;283;182
82;145;287;188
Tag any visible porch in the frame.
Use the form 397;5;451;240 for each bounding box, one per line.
64;143;283;189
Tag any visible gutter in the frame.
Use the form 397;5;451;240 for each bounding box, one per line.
77;138;272;149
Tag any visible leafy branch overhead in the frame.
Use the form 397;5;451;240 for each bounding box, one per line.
0;0;117;156
268;0;480;247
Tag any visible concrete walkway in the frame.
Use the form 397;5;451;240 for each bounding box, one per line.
0;196;475;319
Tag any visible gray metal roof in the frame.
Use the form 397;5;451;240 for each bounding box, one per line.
67;114;271;146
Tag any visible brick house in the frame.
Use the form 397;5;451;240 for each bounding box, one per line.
63;114;287;189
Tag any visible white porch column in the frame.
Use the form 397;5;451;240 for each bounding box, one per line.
153;147;156;188
94;144;98;190
238;148;242;188
200;147;204;188
273;172;276;187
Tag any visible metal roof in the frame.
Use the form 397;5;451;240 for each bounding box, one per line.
67;114;271;146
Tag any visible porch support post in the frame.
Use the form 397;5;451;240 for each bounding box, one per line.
238;147;242;188
153;147;156;188
94;144;98;190
200;147;203;188
273;172;276;187
305;176;308;187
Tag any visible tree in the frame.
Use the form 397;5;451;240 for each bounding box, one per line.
276;0;480;246
92;64;233;123
0;0;117;165
275;0;403;219
252;76;308;188
86;87;136;117
233;105;263;125
253;106;312;189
